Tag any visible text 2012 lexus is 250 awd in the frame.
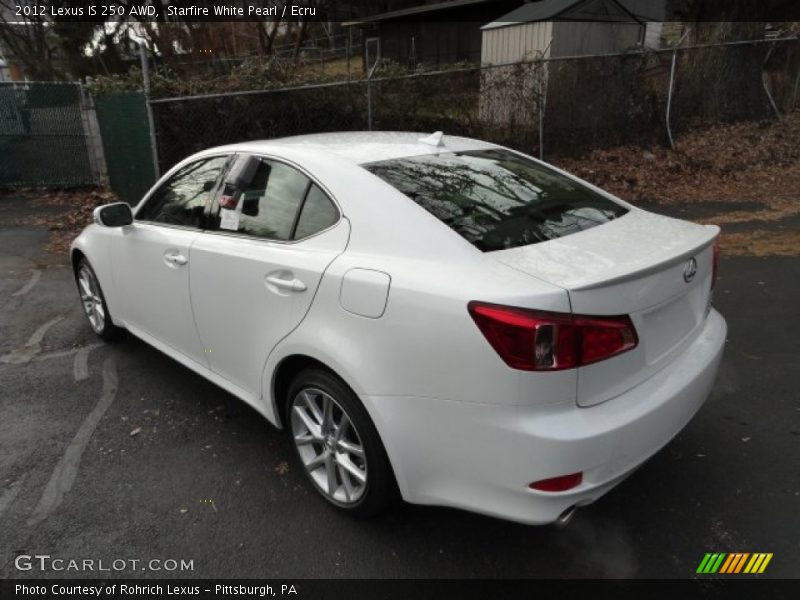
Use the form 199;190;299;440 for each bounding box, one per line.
71;131;726;525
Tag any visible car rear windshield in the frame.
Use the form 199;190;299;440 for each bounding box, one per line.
364;149;628;252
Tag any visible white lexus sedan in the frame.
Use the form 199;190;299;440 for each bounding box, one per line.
71;132;726;525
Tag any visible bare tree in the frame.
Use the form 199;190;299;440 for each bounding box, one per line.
255;21;281;55
292;19;309;64
0;0;61;79
0;0;121;80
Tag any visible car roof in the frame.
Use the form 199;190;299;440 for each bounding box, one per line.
209;131;499;165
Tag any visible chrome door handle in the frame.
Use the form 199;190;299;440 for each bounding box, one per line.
265;275;306;292
165;254;188;266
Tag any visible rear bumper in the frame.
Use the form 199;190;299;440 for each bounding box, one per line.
365;309;727;525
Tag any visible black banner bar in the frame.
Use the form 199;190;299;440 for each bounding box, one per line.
2;579;800;600
3;0;800;23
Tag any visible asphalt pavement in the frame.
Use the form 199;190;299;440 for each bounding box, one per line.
0;194;797;579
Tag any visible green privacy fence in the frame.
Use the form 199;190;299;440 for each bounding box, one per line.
93;91;157;205
0;82;95;186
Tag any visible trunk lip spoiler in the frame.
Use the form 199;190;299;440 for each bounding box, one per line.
488;219;720;293
569;230;718;291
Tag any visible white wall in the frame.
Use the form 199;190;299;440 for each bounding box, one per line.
643;21;664;49
481;21;553;65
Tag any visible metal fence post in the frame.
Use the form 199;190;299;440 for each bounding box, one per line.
346;27;352;82
665;30;690;151
537;59;547;160
793;61;800;110
762;42;782;119
665;48;678;150
140;42;161;179
78;82;108;185
367;78;372;131
365;39;380;131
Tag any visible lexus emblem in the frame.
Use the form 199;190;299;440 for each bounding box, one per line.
683;257;698;283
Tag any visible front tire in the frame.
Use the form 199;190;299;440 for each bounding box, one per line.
287;368;397;517
75;258;123;341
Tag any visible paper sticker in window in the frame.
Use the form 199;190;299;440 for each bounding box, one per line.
220;208;240;231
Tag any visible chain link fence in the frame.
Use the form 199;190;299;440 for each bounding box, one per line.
146;37;800;174
0;82;101;186
6;37;796;196
149;80;370;172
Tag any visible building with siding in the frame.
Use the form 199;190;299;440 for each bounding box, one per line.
479;0;666;132
481;0;667;64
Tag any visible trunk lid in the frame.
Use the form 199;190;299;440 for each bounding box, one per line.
491;209;718;407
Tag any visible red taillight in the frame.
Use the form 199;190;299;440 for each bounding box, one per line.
711;241;720;291
529;472;583;492
467;302;638;371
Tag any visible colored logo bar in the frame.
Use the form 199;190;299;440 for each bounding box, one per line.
696;553;773;574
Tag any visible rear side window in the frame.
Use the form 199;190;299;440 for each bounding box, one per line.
235;160;310;240
294;184;338;239
137;156;228;228
216;157;338;241
364;149;627;252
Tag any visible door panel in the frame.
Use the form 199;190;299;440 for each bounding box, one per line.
112;224;208;367
189;221;350;401
111;154;231;367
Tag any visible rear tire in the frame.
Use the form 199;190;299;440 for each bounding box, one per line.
286;368;397;517
75;258;124;342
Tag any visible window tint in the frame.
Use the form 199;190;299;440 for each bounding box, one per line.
364;149;628;252
221;160;309;240
137;156;228;228
294;184;338;239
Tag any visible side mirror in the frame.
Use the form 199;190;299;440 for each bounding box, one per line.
94;202;133;227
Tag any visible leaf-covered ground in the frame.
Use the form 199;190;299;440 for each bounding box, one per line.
557;112;800;205
554;109;800;256
1;188;118;256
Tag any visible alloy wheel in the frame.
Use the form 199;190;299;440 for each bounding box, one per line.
290;387;368;505
78;265;105;334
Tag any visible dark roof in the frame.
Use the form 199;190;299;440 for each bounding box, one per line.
485;0;582;27
482;0;659;30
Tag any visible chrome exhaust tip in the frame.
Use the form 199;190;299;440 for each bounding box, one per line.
555;505;577;527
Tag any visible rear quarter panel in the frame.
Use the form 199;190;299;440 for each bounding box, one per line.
266;250;576;422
